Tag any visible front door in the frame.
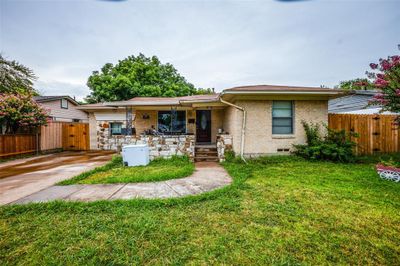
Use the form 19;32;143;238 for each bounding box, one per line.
196;110;211;143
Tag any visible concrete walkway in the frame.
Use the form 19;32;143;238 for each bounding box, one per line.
12;162;232;204
0;151;114;205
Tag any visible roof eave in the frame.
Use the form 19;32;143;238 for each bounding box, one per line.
179;99;220;104
77;106;118;110
35;96;80;106
221;90;343;95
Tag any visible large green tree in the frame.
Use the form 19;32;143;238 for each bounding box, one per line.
0;55;38;95
86;54;212;103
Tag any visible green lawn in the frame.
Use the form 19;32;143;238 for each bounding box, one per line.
1;155;400;265
58;155;195;185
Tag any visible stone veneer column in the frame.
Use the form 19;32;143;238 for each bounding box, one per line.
216;134;233;162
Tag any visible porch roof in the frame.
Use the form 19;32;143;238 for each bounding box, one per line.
79;94;221;109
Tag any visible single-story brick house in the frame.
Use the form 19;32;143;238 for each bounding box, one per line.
78;85;342;161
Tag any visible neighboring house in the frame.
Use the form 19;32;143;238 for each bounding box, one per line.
34;96;89;122
328;90;397;115
78;85;342;161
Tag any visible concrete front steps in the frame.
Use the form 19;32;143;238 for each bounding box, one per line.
194;145;219;162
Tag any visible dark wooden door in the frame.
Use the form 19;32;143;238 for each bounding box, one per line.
196;110;211;143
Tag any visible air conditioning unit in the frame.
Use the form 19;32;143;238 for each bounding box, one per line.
122;144;149;166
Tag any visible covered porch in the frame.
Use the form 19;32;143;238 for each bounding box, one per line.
88;95;234;161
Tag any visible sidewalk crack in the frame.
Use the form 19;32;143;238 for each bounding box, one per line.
164;181;181;196
108;184;127;200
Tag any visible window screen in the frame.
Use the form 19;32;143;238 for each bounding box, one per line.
272;101;293;134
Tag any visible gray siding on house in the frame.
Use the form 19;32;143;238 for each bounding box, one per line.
38;99;89;122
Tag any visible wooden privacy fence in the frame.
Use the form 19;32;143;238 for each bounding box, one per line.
40;122;63;151
328;114;400;155
0;134;37;158
0;122;89;157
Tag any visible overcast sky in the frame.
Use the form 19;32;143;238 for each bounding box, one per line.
1;0;399;100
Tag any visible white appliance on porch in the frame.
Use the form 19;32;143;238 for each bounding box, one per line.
122;144;149;166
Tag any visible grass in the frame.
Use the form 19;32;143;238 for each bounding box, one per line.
58;155;195;185
1;155;400;265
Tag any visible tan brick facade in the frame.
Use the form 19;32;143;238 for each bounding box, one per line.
87;100;328;157
230;100;328;156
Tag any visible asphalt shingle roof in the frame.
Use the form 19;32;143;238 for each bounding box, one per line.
328;90;379;113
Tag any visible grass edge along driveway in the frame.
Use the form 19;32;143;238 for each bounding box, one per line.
1;155;400;265
58;155;195;185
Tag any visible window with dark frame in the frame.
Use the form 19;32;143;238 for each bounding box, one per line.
158;110;186;134
61;98;68;109
110;122;123;135
272;101;293;134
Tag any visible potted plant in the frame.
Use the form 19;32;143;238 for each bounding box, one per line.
376;158;400;182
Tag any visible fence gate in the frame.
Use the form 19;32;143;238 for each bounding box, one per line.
328;114;400;155
62;123;89;151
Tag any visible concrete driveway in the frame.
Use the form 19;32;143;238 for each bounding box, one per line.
0;151;114;205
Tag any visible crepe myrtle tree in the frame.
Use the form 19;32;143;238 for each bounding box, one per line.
367;52;400;123
0;93;49;134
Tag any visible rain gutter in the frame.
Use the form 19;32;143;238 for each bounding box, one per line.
219;96;247;163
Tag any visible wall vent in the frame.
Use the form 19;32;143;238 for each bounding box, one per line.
277;148;290;152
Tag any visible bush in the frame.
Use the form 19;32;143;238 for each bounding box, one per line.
224;150;236;162
294;121;358;162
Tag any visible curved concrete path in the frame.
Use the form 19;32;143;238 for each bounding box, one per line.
12;162;232;204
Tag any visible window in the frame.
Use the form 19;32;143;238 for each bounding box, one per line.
61;98;68;109
272;101;293;134
158;110;186;134
72;119;80;123
110;122;122;135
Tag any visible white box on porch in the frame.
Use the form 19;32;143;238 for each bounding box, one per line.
122;144;149;166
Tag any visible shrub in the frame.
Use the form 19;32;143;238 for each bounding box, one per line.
224;150;236;162
302;121;321;145
294;121;358;162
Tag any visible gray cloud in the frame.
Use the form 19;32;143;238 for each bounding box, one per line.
35;80;89;101
1;0;399;100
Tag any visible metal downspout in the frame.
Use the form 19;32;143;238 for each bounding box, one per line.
219;98;247;163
